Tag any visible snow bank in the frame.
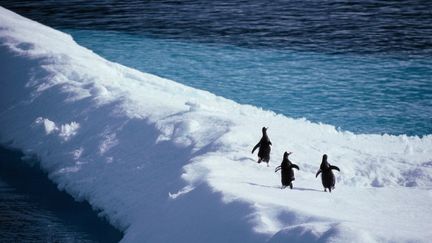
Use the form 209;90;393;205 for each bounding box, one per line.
1;7;431;242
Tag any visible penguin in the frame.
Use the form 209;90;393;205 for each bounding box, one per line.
275;152;300;189
251;127;272;166
315;154;340;193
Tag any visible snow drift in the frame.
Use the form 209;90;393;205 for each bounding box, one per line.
1;6;432;242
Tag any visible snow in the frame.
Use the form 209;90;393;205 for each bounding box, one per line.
1;6;432;242
35;117;58;135
34;117;80;140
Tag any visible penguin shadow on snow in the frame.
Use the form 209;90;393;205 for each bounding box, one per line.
291;187;322;192
245;182;281;189
237;157;256;163
245;182;323;192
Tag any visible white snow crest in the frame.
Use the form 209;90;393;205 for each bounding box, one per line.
99;132;118;155
34;117;80;141
59;121;80;141
168;185;195;199
35;117;58;134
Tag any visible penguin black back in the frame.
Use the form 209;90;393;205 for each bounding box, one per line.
251;127;272;165
275;152;300;189
316;154;340;193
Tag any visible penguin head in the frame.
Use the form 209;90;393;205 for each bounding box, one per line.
283;152;293;163
284;151;292;158
322;154;328;162
321;154;329;169
262;127;267;134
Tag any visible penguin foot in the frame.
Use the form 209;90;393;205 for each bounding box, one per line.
290;183;293;189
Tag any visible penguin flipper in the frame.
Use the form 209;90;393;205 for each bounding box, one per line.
291;164;300;170
330;165;340;172
252;142;260;154
315;170;322;178
275;166;281;173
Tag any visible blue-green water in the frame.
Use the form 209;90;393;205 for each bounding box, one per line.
2;0;432;136
69;30;432;136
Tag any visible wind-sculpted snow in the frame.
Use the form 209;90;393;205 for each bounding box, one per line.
1;7;432;242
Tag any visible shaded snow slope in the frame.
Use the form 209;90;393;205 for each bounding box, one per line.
1;7;431;242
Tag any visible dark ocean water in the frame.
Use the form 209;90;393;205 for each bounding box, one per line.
2;0;432;55
1;0;431;136
0;147;123;242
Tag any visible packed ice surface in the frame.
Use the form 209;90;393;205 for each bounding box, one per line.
1;7;432;242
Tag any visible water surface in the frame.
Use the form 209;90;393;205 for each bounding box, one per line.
0;147;123;242
1;0;431;135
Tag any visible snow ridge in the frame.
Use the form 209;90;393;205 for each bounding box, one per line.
1;7;431;242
